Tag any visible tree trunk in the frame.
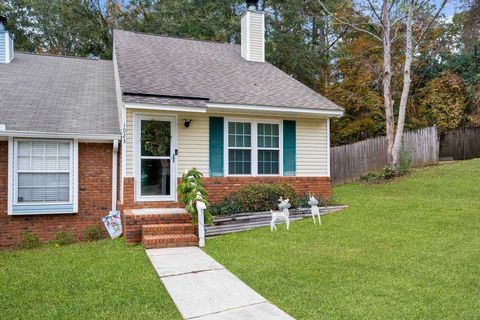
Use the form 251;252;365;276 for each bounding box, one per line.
382;0;395;165
392;0;414;170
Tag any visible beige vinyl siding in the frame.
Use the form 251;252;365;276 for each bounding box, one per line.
296;118;328;177
176;114;209;176
248;12;264;62
124;109;328;178
241;12;248;59
240;11;264;62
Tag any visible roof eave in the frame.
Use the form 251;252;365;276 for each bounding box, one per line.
0;130;121;142
206;102;344;118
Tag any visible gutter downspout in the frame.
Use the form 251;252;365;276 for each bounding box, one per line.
112;139;119;212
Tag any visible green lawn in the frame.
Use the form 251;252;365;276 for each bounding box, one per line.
1;161;479;319
205;159;480;319
0;240;181;320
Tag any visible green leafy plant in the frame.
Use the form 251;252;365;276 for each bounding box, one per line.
381;165;394;179
52;231;77;246
209;197;243;216
141;121;171;156
231;183;297;213
82;225;104;241
19;231;41;249
177;168;212;224
361;165;397;183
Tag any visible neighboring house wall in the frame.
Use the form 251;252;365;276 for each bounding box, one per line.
124;108;329;178
0;142;113;247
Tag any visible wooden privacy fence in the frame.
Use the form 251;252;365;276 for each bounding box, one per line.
439;127;480;160
331;126;439;185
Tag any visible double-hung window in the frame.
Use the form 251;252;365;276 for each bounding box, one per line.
227;122;252;175
14;139;74;207
226;120;282;176
257;123;280;175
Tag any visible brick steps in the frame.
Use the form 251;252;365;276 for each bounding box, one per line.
123;208;192;243
142;223;195;235
143;234;198;249
123;208;198;249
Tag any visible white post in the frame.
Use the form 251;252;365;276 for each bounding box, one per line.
196;199;206;247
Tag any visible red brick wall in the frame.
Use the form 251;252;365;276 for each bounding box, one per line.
120;177;180;210
203;176;331;203
0;142;113;248
120;175;331;209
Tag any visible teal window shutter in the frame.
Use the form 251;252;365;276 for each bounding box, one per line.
283;120;296;176
209;117;224;176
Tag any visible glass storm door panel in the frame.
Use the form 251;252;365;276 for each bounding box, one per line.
138;118;175;199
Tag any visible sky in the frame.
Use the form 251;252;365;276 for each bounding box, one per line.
437;0;461;17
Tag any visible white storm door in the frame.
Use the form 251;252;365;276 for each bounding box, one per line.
135;115;177;202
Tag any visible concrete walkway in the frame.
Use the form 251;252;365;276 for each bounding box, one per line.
146;247;295;320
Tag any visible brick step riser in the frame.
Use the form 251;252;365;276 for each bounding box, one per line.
143;228;196;236
143;234;198;249
142;225;195;232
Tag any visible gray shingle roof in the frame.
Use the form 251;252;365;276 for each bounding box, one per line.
114;30;343;112
0;53;119;136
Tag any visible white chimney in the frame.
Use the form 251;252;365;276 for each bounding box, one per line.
0;16;14;64
241;1;265;63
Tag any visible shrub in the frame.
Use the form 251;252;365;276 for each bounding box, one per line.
232;183;297;213
209;183;332;215
209;183;300;215
52;231;77;246
19;231;41;249
209;197;243;216
83;225;104;241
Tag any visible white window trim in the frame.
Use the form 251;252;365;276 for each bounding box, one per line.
8;138;78;215
224;118;283;177
133;113;177;202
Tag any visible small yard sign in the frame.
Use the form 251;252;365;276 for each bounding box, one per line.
102;211;122;239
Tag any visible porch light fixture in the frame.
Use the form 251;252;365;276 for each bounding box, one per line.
183;119;193;128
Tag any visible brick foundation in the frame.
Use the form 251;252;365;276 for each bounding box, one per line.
120;175;331;209
0;142;114;248
203;176;331;203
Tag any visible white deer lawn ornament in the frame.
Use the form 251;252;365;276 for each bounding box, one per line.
308;194;321;225
270;197;291;231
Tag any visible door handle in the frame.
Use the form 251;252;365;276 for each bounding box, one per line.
173;149;178;163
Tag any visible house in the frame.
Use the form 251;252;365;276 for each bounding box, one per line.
0;1;343;248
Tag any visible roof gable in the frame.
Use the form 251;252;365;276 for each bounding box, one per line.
114;30;342;112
